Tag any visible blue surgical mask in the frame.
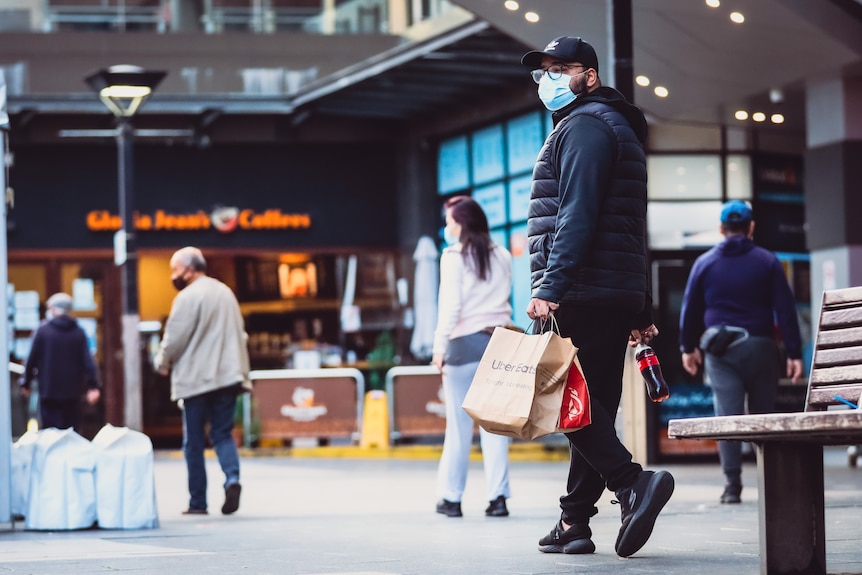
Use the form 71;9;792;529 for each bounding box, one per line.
443;225;459;246
538;70;586;111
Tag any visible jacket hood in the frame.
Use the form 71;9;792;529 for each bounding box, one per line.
717;234;756;256
48;314;78;331
553;86;648;142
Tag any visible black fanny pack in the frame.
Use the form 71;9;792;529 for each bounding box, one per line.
700;325;749;356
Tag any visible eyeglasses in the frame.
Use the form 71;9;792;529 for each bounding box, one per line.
530;64;584;84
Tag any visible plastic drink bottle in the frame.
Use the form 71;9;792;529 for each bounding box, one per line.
635;343;670;402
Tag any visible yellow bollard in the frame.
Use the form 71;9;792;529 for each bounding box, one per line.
359;390;390;449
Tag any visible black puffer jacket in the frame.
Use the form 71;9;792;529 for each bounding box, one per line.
528;86;651;324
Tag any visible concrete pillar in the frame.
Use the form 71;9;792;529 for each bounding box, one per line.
804;76;862;319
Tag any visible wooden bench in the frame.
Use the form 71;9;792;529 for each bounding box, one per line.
667;286;862;575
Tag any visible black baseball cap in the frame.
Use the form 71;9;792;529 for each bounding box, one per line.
521;36;599;72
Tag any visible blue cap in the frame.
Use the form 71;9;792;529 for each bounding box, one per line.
720;200;753;224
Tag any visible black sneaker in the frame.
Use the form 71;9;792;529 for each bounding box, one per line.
436;499;463;517
221;482;241;515
720;483;742;504
485;495;509;517
613;470;674;557
537;521;596;554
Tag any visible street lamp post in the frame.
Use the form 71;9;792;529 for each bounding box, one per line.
85;65;165;431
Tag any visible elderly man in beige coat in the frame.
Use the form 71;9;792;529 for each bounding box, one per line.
155;246;251;516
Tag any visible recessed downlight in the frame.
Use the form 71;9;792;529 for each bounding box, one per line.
770;113;785;124
705;0;720;7
524;11;539;22
752;112;766;122
654;86;669;98
730;11;745;23
635;75;650;87
734;110;749;121
504;0;519;11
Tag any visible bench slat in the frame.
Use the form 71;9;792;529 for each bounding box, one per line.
821;306;862;329
809;364;862;385
667;410;862;443
822;286;862;306
807;385;862;409
812;345;862;367
815;326;862;348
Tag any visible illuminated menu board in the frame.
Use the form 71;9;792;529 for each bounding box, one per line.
508;174;532;223
471;125;504;185
507;112;544;175
438;136;470;195
473;183;506;228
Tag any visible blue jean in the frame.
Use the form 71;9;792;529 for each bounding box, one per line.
182;385;241;511
437;361;511;503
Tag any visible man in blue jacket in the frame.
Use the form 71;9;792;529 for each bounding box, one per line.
679;200;803;504
522;35;674;559
20;292;100;432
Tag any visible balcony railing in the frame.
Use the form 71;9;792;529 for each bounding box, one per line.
0;0;453;33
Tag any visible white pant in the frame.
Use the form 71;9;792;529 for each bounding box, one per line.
436;361;511;503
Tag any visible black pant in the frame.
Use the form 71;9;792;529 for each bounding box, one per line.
543;304;643;524
40;398;81;432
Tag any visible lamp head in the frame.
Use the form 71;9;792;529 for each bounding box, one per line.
85;65;166;117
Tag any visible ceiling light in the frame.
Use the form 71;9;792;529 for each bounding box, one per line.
771;113;785;124
635;75;650;87
769;88;784;104
654;86;669;98
705;0;720;6
504;0;519;10
734;110;749;121
730;11;745;23
752;112;766;122
524;11;539;22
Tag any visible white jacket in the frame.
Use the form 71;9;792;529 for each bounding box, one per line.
432;243;512;356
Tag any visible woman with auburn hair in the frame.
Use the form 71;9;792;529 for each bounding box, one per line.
432;195;514;518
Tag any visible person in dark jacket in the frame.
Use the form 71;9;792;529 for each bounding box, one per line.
521;36;674;559
679;200;803;504
19;292;100;432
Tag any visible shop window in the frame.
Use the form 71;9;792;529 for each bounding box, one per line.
648;155;722;200
471;125;504;185
726;154;752;200
647;200;724;250
507;111;543;175
509;224;530;329
473;183;506;228
508;174;531;224
437;135;469;194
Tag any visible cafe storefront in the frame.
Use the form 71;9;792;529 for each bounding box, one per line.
7;141;405;444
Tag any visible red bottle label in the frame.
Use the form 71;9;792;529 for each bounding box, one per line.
637;354;659;370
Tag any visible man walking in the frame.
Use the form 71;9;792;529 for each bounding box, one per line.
521;36;674;558
155;246;251;515
679;200;803;504
20;292;100;433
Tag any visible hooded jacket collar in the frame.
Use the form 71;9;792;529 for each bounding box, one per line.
552;86;648;143
717;234;756;256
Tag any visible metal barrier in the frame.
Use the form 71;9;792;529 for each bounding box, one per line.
384;366;451;443
247;368;364;446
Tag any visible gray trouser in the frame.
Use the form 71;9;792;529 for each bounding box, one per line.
704;336;780;482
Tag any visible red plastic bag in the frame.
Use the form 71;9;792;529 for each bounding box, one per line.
557;357;591;431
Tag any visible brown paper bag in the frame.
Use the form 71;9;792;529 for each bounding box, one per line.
462;326;577;440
